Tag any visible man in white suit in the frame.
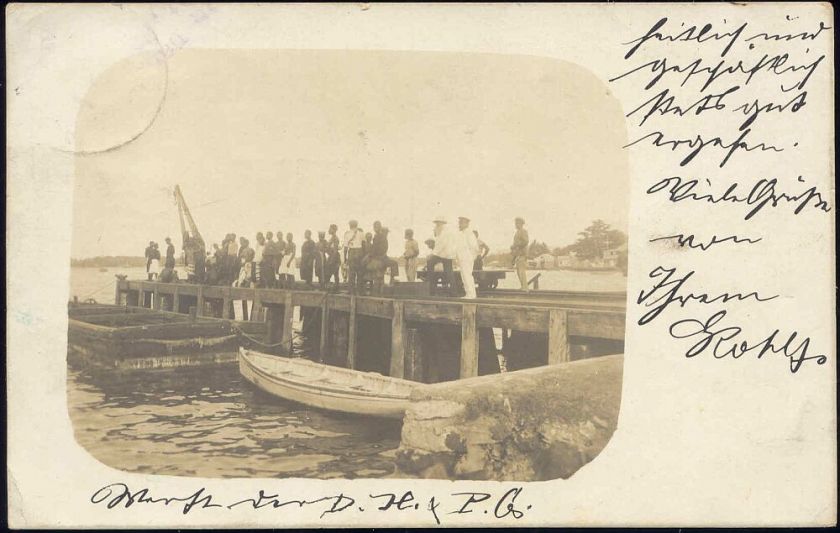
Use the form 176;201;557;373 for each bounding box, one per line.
455;216;480;299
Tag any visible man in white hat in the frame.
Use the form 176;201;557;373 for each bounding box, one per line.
455;216;480;299
425;215;456;292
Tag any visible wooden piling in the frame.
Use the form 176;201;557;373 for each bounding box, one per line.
251;290;263;322
460;303;479;378
347;296;357;369
196;285;205;317
153;286;161;310
222;288;231;319
329;311;350;366
548;309;570;364
280;292;295;355
173;286;181;313
319;298;329;361
406;327;424;382
114;285;121;306
265;305;281;346
390;300;406;378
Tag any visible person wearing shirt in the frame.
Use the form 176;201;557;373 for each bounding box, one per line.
164;237;176;270
236;237;255;287
403;229;420;282
261;232;277;288
300;230;316;288
473;230;490;271
425;215;456;293
511;217;530;291
342;220;365;293
455;217;480;299
315;231;328;289
369;223;398;289
279;233;296;288
227;233;240;284
326;224;341;288
253;232;265;286
144;241;155;280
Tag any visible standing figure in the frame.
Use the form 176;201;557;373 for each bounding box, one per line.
325;224;341;288
261;232;277;288
144;241;155;281
342;220;365;293
253;232;265;286
403;229;420;282
425;215;456;293
455;217;480;299
300;230;316;288
149;242;161;280
511;217;529;291
473;230;490;271
227;233;240;284
280;232;296;287
236;237;254;287
275;229;286;286
315;231;328;289
164;237;176;270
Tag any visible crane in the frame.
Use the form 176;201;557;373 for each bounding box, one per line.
173;185;206;280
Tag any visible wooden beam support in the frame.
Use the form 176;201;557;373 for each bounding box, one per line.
251;290;263;322
319;299;329;361
173;286;181;313
548;309;570;364
280;292;295;355
347;296;357;369
460;303;479;378
390;300;406;378
196;285;205;317
153;286;162;310
265;305;282;345
222;288;235;320
406;327;424;382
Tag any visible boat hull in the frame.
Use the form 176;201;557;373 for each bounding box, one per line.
239;349;414;419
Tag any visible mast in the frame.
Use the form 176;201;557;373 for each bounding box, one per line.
174;185;204;246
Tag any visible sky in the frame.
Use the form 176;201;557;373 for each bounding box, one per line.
71;48;628;258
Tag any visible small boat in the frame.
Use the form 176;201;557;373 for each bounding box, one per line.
98;267;109;272
239;348;418;419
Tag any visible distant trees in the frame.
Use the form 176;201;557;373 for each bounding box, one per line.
569;220;626;261
527;240;551;258
71;256;146;268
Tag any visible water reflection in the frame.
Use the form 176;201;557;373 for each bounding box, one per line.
68;363;402;479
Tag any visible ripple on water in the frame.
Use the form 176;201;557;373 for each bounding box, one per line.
67;364;402;478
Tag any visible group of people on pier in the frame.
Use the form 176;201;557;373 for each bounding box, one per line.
146;216;530;297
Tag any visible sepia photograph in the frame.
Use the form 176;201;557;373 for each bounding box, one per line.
67;47;629;481
7;2;836;528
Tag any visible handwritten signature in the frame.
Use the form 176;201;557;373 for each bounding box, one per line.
90;483;531;524
670;309;828;373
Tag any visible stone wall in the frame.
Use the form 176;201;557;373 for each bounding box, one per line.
394;354;623;481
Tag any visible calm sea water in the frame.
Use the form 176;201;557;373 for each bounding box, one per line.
67;266;626;478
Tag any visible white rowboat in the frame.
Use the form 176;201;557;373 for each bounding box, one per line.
238;348;418;418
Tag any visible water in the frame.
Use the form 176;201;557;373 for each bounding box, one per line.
67;266;626;478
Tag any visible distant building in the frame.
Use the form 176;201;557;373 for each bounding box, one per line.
535;253;556;269
603;243;628;267
556;254;574;267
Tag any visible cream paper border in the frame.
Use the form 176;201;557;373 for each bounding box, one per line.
6;2;836;528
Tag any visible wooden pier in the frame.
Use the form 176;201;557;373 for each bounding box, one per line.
115;279;626;382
